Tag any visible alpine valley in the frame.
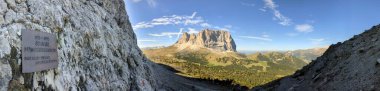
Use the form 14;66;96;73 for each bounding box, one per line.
143;29;327;88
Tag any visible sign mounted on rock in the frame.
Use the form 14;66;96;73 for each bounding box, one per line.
22;30;58;73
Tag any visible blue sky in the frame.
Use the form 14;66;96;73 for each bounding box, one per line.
124;0;380;51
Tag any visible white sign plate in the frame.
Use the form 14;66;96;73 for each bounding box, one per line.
22;30;58;73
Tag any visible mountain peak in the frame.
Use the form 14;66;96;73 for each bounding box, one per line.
174;29;237;52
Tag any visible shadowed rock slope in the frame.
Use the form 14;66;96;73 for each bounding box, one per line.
254;24;380;91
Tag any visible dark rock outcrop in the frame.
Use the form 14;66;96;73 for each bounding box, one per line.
174;29;237;52
254;24;380;91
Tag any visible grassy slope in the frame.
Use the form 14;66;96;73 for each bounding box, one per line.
143;46;308;88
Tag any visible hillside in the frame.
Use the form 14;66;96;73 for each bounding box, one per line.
254;25;380;90
143;30;309;88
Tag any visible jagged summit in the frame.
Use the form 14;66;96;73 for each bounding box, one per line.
174;29;237;52
254;24;380;91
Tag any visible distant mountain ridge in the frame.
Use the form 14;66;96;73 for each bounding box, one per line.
238;47;328;62
174;29;237;52
285;47;328;62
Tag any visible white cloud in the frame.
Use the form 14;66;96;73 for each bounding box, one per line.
132;12;235;32
185;17;204;25
190;12;197;18
188;28;199;34
148;32;182;38
262;34;270;38
221;28;230;31
295;24;314;33
177;28;184;38
200;23;211;27
137;39;157;42
133;12;205;30
263;0;292;26
259;8;267;12
309;38;325;45
264;0;276;9
146;0;157;7
217;28;230;31
213;25;232;31
133;22;154;29
224;25;233;28
148;28;184;38
261;0;317;33
239;36;273;41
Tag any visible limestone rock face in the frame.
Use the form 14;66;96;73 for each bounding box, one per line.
254;25;380;91
174;29;237;52
0;0;157;90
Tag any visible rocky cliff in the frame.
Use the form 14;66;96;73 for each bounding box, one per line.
254;25;380;91
0;0;158;90
174;29;237;52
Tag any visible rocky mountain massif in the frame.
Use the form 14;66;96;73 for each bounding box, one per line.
0;0;159;90
254;25;380;90
174;29;237;52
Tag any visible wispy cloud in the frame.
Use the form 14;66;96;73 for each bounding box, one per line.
224;25;233;28
259;8;267;12
177;28;184;38
262;0;292;26
239;35;273;41
295;24;314;33
133;12;234;32
148;28;184;38
214;25;232;31
309;38;325;45
261;0;316;33
133;12;204;30
262;34;270;38
146;0;157;7
187;28;199;34
200;23;211;27
133;22;154;30
148;32;182;38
